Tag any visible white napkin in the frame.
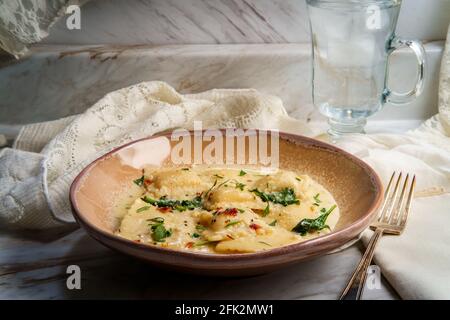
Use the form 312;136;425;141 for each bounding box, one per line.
335;118;450;299
0;81;312;229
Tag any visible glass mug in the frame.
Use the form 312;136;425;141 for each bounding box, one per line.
306;0;426;137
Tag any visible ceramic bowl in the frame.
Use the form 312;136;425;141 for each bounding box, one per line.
70;130;383;276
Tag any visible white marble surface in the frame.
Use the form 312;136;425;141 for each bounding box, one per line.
0;224;398;300
43;0;450;45
0;42;444;125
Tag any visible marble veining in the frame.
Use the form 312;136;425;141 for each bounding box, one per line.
45;0;310;44
42;0;450;46
0;228;397;299
0;42;443;125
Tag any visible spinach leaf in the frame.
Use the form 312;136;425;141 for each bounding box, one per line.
250;188;300;206
292;204;337;235
151;224;172;242
133;175;145;187
141;195;203;211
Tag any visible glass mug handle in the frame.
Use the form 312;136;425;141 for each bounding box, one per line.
384;37;426;105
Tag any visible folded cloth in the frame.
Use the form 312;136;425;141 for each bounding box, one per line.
336;117;450;299
1;27;450;299
0;81;312;229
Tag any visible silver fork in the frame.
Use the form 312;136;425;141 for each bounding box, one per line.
340;172;416;300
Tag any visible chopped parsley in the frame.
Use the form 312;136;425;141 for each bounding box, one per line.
238;208;245;213
195;224;207;232
190;233;200;238
313;193;322;204
235;182;246;191
148;217;165;223
204;179;218;198
216;179;230;190
295;177;302;182
239;170;247;176
181;168;190;171
250;188;300;206
148;217;172;242
262;203;270;217
225;220;241;228
204;179;230;199
141;195;203;211
269;220;277;226
194;240;216;247
136;206;150;213
292;204;337;236
133;175;145;187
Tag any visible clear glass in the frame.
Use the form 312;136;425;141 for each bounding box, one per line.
306;0;426;138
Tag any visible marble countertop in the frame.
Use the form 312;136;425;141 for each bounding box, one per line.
0;225;398;300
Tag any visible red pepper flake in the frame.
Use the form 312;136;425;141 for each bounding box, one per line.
250;223;261;231
185;242;194;248
144;178;153;186
222;208;238;216
157;207;172;213
134;239;141;243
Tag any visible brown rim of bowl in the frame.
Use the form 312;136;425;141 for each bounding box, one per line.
70;129;383;262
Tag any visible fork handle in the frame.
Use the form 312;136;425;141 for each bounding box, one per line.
339;228;384;300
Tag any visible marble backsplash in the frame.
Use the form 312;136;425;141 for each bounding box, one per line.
0;42;444;125
44;0;450;45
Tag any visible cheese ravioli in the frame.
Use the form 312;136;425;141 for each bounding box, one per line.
115;167;339;254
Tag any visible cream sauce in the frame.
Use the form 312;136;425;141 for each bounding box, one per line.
115;167;339;254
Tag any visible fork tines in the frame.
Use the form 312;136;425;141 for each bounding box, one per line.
374;171;416;231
